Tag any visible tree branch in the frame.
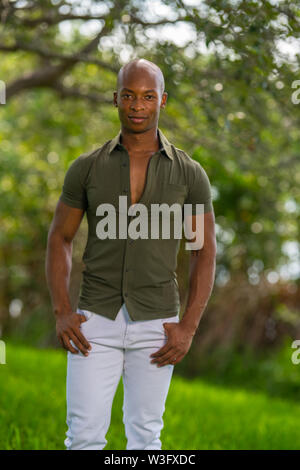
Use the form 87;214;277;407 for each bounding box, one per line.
0;41;119;73
52;81;113;104
3;19;115;100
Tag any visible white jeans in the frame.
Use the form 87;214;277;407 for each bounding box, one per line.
64;303;179;450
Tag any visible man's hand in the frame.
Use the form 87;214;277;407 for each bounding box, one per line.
150;322;194;367
55;311;92;356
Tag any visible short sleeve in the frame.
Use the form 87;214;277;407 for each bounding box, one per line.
185;161;213;214
59;156;88;210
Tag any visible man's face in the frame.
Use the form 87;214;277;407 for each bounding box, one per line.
113;67;167;134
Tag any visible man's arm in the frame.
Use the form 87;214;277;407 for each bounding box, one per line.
149;211;216;367
45;200;91;356
180;211;217;335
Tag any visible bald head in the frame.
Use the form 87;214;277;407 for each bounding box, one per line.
117;58;165;97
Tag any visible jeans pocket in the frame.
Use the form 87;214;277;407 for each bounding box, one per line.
160;315;180;337
161;314;179;325
76;308;94;322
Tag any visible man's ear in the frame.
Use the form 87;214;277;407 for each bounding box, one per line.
160;92;168;109
113;91;118;107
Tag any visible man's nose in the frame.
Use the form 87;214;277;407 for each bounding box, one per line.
130;97;145;111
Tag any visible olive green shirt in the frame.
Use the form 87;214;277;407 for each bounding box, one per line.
59;128;213;321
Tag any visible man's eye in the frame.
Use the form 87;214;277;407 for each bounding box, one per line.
146;95;154;99
122;94;131;98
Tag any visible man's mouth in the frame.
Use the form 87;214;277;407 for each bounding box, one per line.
128;116;147;124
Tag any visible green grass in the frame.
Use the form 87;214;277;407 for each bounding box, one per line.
1;341;300;450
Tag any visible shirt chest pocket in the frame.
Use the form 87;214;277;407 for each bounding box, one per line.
153;183;188;207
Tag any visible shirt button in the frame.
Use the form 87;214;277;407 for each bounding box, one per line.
124;293;128;297
123;189;128;194
122;163;127;167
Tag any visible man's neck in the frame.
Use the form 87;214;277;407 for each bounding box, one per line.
120;126;160;154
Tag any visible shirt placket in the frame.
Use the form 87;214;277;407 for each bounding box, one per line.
119;146;159;321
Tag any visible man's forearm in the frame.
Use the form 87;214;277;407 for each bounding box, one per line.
180;249;216;335
45;233;73;316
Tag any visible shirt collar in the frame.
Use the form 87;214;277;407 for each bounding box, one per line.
107;128;173;160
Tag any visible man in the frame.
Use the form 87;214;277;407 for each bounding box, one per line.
45;58;216;450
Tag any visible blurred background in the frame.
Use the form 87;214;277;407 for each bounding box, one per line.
0;0;300;450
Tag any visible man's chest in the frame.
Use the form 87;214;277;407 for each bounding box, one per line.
128;153;154;206
85;152;188;214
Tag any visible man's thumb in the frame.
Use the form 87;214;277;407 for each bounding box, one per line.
80;314;87;323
